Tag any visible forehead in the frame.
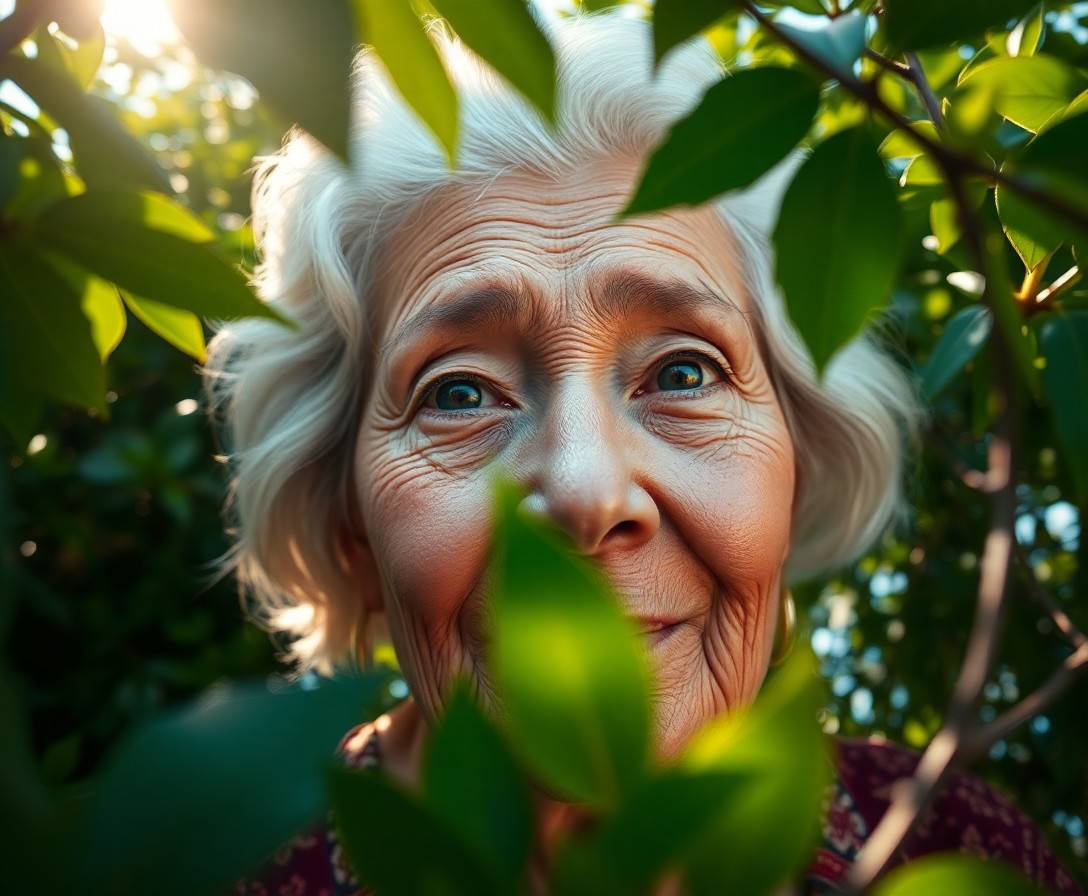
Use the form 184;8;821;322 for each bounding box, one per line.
371;159;749;345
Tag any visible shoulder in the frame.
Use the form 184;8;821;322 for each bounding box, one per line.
809;737;1083;895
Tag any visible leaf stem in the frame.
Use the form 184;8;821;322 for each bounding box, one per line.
1034;265;1082;309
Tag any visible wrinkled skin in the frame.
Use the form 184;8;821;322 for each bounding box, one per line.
350;158;796;762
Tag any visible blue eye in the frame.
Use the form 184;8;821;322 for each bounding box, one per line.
657;360;704;391
433;380;483;411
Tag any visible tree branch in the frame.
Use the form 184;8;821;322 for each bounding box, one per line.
1013;541;1087;650
903;51;945;131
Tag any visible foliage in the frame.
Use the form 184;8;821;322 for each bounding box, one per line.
3;0;1088;893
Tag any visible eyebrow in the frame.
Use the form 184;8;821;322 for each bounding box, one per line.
381;271;741;362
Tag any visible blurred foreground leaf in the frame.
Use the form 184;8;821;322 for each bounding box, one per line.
490;484;651;806
69;673;387;896
920;305;993;400
872;853;1041;895
430;0;556;125
652;0;738;64
882;0;1041;51
1035;310;1088;503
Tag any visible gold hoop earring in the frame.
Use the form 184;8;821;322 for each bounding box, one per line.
771;587;796;666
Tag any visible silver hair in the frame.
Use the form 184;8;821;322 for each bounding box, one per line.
205;12;923;673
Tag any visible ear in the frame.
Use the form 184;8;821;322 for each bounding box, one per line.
338;516;385;613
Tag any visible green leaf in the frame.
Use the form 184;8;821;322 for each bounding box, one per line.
0;134;70;220
2;55;169;194
122;292;206;361
72;674;387;896
872;853;1042;896
775;13;869;79
490;483;651;806
423;684;533;889
902;153;944;186
883;0;1040;51
919;305;993;400
1007;3;1045;57
997;111;1088;268
34;21;105;89
168;0;357;160
958;55;1088;134
328;766;499;896
76;271;126;361
1035;310;1088;503
32;191;279;322
429;0;556;125
773;126;905;372
354;0;458;164
681;650;830;896
929;180;987;255
879;120;940;158
624;67;819;216
0;239;105;410
652;0;738;65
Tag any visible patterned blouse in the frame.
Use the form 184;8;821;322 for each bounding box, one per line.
235;727;1084;896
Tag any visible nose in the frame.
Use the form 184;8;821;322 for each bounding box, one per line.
519;384;659;555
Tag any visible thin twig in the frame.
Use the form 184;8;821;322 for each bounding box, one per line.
1035;265;1082;309
1013;541;1087;650
863;48;909;77
904;51;945;131
962;640;1088;759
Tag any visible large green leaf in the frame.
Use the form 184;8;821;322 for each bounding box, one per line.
489;484;651;806
71;674;386;896
32;191;279;322
624;67;819;216
429;0;556;125
423;684;533;889
168;0;357;160
680;650;830;896
919;305;993;400
773;126;905;372
0;239;104;411
328;766;500;896
354;0;458;163
1;55;169;193
872;854;1041;896
996;110;1088;268
122;292;206;361
652;0;738;65
1035;310;1088;503
958;55;1088;134
882;0;1040;51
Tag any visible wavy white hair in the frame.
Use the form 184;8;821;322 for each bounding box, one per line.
205;12;922;673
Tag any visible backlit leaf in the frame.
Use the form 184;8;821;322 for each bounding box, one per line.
3;56;169;193
883;0;1040;51
355;0;458;163
33;191;279;322
652;0;738;64
1035;311;1088;502
929;180;987;255
872;853;1041;896
773;126;905;372
73;674;387;896
919;305;993;400
624;67;819;216
1007;4;1045;57
681;650;830;896
169;0;357;159
0;239;104;410
122;292;206;362
959;55;1087;133
424;684;533;889
775;13;869;79
490;483;651;806
429;0;556;125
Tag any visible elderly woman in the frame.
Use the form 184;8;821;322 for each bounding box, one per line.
213;12;1081;896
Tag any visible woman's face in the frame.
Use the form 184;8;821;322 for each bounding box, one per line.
353;159;796;757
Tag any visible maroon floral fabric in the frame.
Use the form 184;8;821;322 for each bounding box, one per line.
236;730;1084;895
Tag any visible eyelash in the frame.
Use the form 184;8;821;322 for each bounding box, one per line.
638;350;729;395
416;371;497;410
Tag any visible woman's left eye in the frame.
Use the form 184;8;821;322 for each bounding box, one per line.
641;353;724;395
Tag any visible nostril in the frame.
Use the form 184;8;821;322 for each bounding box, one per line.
608;520;641;540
